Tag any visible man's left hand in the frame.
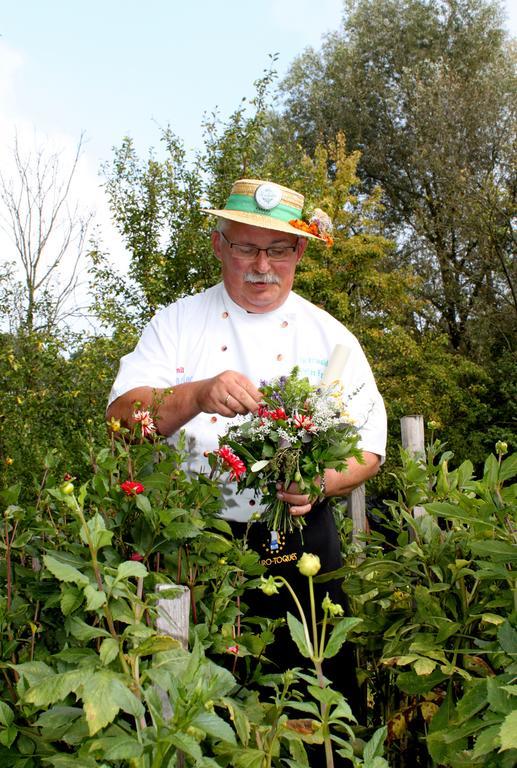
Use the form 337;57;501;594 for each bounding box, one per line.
276;481;315;517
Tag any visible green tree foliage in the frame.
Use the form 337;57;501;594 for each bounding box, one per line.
99;68;500;481
100;61;281;327
280;0;516;358
102;132;216;324
0;328;132;500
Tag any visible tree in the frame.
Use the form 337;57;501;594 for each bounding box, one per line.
280;0;517;358
101;61;281;326
0;133;92;333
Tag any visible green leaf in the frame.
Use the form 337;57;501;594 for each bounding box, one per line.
481;613;506;626
456;681;488;722
471;724;501;759
25;668;92;707
162;521;202;539
99;638;119;666
307;685;341;706
54;648;98;666
192;710;237;744
43;555;88;587
116;560;148;581
169;731;203;761
33;706;85;743
135;493;152;515
287;700;321;718
486;677;513;715
0;702;14;727
14;660;53;690
82;672;144;735
231;747;269;768
363;725;387;762
41;756;98;768
500;710;517;751
251;459;270;472
83;584;107;611
499;453;517;482
470;541;517;562
66;616;111;641
397;669;449;694
221;697;251;747
0;484;21;506
0;724;18;748
60;585;83;616
484;454;500;488
498;621;517;655
80;512;114;550
414;658;436;676
129;635;181;657
286;612;311;658
88;735;144;759
11;531;32;548
324;618;362;659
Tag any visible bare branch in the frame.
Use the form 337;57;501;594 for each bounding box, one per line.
0;131;92;331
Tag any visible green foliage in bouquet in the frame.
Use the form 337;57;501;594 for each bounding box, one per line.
211;367;363;533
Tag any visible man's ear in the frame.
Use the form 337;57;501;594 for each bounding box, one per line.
295;237;308;264
211;230;223;262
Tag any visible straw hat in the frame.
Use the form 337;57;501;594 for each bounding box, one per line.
203;179;329;242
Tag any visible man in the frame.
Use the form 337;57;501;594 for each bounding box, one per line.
107;178;387;733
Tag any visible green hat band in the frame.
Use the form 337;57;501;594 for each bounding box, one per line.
225;193;302;221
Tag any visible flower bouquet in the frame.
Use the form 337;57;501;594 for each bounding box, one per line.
210;367;362;533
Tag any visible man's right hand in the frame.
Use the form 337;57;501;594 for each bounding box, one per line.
106;371;262;438
194;370;262;417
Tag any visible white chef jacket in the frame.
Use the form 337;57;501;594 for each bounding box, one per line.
109;283;387;521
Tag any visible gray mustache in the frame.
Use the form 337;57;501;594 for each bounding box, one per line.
244;272;281;285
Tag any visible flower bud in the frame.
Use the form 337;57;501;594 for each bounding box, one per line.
322;593;344;616
495;440;508;456
297;553;321;577
61;481;74;495
260;576;280;596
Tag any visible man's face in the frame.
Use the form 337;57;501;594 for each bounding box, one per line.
211;221;307;313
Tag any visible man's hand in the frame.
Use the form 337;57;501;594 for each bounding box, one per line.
106;371;262;438
276;481;314;517
276;453;382;518
195;370;262;417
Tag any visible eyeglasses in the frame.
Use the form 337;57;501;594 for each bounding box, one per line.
219;231;298;262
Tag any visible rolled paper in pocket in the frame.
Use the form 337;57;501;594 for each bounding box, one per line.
320;344;350;385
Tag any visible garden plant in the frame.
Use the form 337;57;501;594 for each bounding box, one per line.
0;420;515;766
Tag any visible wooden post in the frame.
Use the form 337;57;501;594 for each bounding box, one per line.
400;415;427;519
348;484;367;546
155;584;190;768
156;583;190;649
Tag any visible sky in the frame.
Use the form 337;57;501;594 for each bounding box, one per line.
1;0;516;322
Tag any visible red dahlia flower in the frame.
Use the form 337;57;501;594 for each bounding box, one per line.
293;414;316;431
217;445;247;480
120;480;145;496
257;405;286;420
